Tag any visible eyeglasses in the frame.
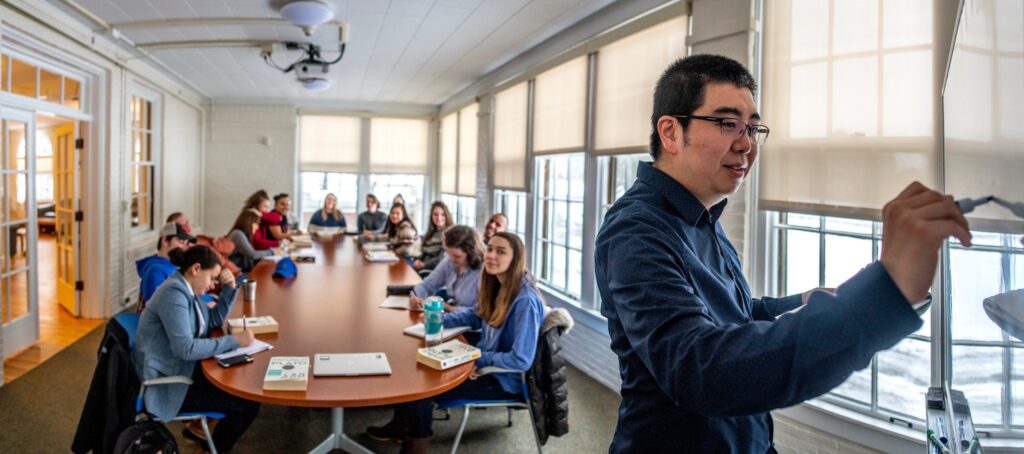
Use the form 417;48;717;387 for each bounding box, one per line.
670;115;771;145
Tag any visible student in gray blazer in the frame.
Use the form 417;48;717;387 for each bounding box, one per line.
132;246;258;452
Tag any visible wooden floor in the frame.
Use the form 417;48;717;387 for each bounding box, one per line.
3;233;103;384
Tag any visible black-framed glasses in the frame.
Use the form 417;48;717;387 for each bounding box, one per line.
671;115;771;145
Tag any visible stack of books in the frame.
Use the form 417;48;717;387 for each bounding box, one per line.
263;356;310;391
227;316;279;334
365;251;399;263
290;234;313;248
416;339;481;370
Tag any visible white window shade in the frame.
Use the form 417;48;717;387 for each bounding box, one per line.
595;16;687;152
457;103;478;196
440;113;457;194
533;56;587;153
369;118;429;174
299;115;361;172
943;0;1024;232
493;82;528;190
759;0;938;218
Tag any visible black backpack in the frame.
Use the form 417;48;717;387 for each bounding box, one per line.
113;419;178;454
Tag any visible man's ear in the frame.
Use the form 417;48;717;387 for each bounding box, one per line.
657;115;682;158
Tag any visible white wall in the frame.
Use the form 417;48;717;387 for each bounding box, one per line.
203;105;297;236
161;95;205;230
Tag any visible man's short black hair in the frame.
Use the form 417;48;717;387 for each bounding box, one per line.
274;193;289;202
649;54;757;160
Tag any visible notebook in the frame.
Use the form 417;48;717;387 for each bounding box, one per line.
403;323;470;341
380;295;410;309
313;353;392;376
214;339;273;360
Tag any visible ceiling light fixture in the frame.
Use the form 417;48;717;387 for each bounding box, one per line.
281;1;335;31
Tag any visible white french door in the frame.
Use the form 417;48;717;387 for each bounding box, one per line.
0;107;39;358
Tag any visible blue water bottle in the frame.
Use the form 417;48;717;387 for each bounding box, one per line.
424;296;445;346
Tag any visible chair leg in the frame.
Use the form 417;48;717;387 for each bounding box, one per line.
525;407;543;454
506;408;513;427
450;407;471;454
200;417;218;454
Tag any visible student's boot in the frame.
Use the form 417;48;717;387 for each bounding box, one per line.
365;417;408;443
399;436;430;454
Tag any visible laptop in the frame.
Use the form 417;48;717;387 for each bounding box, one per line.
313;352;392;376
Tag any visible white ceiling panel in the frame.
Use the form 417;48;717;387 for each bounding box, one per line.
43;0;621;105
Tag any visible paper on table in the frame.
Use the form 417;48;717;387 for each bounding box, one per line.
380;295;410;309
261;255;287;263
403;323;470;341
215;339;274;360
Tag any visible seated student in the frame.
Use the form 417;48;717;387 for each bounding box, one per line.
132;246;259;453
307;193;347;232
392;193;405;207
242;192;278;250
227;211;280;272
412;202;453;273
263;193;301;241
362;203;418;258
357;194;387;233
166;212;194;235
482;213;508;244
136;222;195;311
408;225;483;313
367;232;544;451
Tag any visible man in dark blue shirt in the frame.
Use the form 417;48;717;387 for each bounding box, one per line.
595;55;972;453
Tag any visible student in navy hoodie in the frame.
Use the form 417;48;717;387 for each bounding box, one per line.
136;222;196;312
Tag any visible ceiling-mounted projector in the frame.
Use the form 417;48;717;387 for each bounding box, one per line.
298;75;331;91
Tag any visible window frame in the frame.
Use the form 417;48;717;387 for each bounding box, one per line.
533;153;586;301
493;189;528;238
128;84;160;236
762;209;1024;438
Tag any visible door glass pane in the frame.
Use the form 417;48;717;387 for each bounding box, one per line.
8;120;26;172
878;338;929;420
64;77;81;109
0;225;8;274
10;174;28;223
9;58;36;98
39;69;61;102
785;230;820;295
832;366;872;404
1;275;7;324
9;269;28;322
953;345;1004;426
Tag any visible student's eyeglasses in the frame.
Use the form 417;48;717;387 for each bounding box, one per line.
670;115;771;145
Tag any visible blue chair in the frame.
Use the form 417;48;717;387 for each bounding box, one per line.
113;312;224;454
434;367;543;454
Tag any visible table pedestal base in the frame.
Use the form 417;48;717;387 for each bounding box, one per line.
308;408;374;454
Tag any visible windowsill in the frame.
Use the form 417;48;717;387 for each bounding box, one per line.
535;283;608;334
778;399;1024;453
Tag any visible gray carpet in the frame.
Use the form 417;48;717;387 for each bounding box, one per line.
0;323;620;453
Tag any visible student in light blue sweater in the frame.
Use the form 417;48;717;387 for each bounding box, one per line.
366;232;544;452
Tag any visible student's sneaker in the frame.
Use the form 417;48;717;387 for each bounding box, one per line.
365;420;407;443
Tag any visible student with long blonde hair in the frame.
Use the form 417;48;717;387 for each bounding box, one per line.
307;193;347;232
366;232;544;452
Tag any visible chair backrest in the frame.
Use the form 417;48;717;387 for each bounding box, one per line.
113;312;140;350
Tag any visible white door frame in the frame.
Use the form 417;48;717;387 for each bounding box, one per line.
0;107;39;358
2;26;107;320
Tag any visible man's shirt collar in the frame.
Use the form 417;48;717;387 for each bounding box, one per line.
636;161;728;226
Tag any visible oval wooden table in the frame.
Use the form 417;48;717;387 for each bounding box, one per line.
201;234;473;454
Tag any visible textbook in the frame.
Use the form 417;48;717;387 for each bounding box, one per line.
262;356;310;391
416;339;480;371
227;316;279;334
403;323;470;341
364;251;399;263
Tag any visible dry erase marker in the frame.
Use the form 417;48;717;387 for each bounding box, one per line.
927;429;950;454
956;196;993;214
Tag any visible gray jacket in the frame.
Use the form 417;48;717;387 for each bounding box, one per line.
131;271;240;421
